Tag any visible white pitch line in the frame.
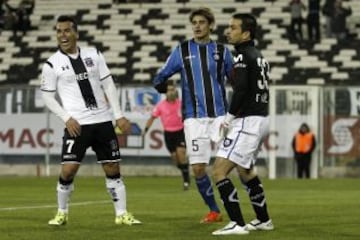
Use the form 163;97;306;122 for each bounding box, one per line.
0;200;110;211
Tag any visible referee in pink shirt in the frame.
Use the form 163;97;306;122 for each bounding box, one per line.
144;83;190;190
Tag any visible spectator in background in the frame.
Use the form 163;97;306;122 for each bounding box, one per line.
289;0;306;41
21;0;35;15
3;0;34;36
322;0;335;37
330;0;351;40
0;0;5;29
292;123;316;179
3;0;17;35
16;0;34;35
144;83;190;190
307;0;321;41
15;3;29;35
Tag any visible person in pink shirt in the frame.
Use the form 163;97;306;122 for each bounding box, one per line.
144;83;190;190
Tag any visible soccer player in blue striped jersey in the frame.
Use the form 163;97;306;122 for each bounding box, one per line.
153;7;233;223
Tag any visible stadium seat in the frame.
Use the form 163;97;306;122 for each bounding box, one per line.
0;0;359;85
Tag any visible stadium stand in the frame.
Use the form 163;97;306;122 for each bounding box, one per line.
0;0;359;85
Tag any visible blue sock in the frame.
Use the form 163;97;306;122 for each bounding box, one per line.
196;174;220;212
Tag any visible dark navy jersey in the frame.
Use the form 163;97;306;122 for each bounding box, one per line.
153;39;233;119
229;40;269;117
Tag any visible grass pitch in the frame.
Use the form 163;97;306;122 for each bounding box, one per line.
0;176;359;240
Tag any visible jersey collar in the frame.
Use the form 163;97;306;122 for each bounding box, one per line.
58;46;80;56
191;38;213;45
234;40;254;51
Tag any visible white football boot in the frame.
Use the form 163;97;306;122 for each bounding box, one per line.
245;219;274;231
212;221;249;235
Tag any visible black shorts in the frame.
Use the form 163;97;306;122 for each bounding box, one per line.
61;121;121;164
164;129;186;153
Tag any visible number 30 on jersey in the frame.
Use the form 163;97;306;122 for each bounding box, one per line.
257;57;270;90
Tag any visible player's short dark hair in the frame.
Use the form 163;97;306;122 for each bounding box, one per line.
189;7;215;25
232;13;257;39
56;15;78;32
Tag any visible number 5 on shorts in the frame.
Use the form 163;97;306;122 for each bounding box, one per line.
192;139;199;151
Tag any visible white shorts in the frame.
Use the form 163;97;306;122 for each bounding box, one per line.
216;116;269;169
184;116;224;164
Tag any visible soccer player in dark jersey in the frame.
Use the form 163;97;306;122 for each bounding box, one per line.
41;15;141;226
212;13;274;235
153;7;233;223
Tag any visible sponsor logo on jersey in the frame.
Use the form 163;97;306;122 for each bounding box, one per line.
234;62;247;68
233;54;243;62
74;72;89;81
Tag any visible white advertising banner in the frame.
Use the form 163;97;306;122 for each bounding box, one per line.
1;113;307;158
3;86;344;158
0;113;169;156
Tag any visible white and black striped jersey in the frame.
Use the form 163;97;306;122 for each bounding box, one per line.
41;47;115;125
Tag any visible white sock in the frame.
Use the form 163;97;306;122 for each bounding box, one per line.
106;177;126;216
56;181;74;214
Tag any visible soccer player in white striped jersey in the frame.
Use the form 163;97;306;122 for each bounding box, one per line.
41;15;141;226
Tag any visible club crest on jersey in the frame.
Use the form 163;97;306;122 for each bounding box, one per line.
213;51;220;61
84;57;94;67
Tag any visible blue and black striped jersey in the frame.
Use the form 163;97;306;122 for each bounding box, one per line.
153;39;233;119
